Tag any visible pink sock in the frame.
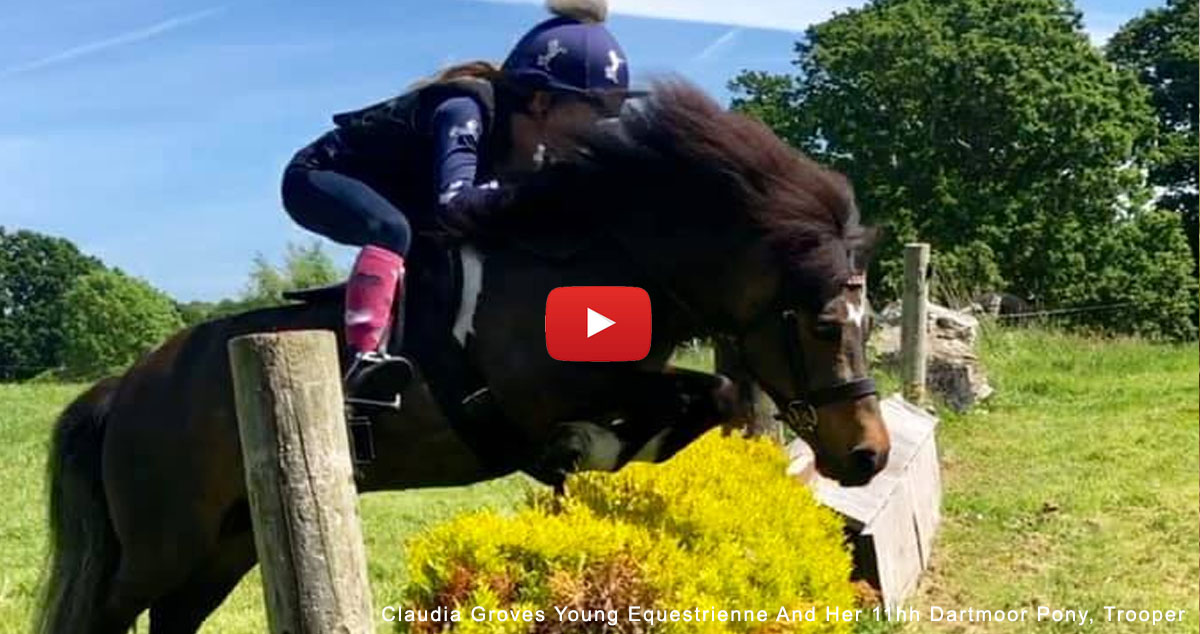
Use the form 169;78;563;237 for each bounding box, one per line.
344;245;405;354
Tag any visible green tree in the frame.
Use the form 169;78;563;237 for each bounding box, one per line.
60;269;184;378
0;228;102;380
176;300;218;328
182;241;345;324
731;0;1196;338
243;241;343;306
1107;0;1199;267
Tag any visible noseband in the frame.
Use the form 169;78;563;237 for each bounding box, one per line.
774;309;876;440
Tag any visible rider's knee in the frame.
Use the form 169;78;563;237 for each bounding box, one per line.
368;213;411;255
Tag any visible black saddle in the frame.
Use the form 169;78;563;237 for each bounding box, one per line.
281;283;342;304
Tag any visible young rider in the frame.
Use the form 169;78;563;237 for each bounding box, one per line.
281;0;631;384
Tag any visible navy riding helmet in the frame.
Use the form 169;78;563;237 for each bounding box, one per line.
501;0;633;109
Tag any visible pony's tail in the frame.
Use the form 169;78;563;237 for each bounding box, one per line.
35;377;122;634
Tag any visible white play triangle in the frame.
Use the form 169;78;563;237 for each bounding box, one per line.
586;308;616;338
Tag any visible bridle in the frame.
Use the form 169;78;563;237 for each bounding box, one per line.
772;304;877;440
604;230;876;441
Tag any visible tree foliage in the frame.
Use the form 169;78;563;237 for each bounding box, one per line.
179;241;345;326
60;269;184;379
1107;0;1199;264
0;228;102;379
731;0;1195;338
0;230;345;377
244;241;343;306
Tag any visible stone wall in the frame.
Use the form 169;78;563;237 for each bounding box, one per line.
872;302;994;412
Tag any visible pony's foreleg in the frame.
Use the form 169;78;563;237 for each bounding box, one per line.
527;369;738;486
614;369;738;465
527;421;624;488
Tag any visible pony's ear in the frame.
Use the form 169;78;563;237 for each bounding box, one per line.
852;225;883;273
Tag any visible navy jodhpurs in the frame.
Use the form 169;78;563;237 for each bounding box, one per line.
281;166;412;256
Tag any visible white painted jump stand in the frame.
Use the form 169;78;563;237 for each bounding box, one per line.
788;394;942;609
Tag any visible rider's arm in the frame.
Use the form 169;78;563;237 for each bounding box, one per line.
429;96;503;213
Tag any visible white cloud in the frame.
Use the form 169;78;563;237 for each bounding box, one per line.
0;6;226;78
484;0;860;33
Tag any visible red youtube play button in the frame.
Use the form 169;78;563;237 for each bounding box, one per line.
545;286;652;362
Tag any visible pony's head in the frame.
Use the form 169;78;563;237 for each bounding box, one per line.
574;80;888;485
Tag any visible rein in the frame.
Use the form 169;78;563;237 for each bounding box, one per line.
601;229;876;440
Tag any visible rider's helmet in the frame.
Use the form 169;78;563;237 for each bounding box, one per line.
501;0;632;113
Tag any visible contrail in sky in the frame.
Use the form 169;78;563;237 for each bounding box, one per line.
693;27;741;62
476;0;846;33
0;6;226;78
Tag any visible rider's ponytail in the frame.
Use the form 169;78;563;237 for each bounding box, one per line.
431;60;503;83
407;60;502;91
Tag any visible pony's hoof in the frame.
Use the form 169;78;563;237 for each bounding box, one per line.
711;374;738;419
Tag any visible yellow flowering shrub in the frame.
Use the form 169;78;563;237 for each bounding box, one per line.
399;432;856;633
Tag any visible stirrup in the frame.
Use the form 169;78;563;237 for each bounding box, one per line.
343;351;414;410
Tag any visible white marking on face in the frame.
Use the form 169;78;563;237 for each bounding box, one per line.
604;49;624;83
846;297;866;330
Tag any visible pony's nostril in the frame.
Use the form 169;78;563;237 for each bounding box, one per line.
849;445;887;475
849;449;875;474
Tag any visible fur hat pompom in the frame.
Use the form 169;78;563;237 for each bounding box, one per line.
546;0;608;23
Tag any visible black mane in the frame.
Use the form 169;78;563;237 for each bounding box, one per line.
458;79;872;307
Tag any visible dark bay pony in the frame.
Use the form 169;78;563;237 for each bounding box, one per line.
37;81;888;634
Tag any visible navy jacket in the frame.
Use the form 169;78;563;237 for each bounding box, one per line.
292;77;501;229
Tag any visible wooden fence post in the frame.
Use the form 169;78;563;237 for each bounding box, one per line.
902;243;930;404
228;330;374;634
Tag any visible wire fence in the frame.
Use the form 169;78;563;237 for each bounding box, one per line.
924;264;1154;327
989;302;1137;320
0;364;66;382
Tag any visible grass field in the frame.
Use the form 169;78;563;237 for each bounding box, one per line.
0;383;536;634
910;329;1198;633
0;328;1194;633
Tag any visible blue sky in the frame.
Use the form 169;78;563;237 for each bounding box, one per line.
0;0;1163;301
